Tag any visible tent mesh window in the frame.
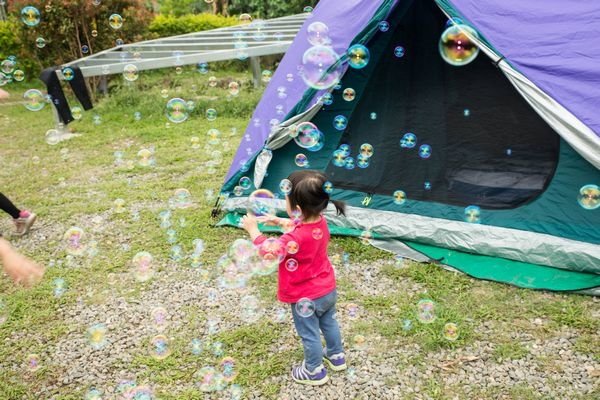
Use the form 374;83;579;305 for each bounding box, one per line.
325;0;560;209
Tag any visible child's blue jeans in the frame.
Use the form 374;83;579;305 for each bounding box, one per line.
290;289;344;372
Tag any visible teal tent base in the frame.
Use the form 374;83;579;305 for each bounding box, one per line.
403;242;600;292
218;212;600;293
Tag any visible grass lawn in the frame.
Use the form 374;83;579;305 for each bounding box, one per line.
0;67;598;399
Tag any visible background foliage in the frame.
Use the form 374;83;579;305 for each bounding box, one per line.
148;13;236;37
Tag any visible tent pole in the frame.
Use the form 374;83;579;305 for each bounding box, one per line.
249;56;261;88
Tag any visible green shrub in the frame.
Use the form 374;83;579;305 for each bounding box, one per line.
0;17;38;80
148;13;237;37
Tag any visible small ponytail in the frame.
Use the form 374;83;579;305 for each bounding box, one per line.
331;199;346;216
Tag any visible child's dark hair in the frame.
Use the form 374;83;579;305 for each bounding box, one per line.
287;170;346;219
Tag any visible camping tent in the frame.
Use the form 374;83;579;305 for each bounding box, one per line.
216;0;600;293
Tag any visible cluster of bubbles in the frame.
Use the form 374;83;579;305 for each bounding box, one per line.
330;142;374;170
1;56;26;87
399;132;431;159
414;299;460;341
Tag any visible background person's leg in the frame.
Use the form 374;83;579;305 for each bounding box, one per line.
0;192;21;219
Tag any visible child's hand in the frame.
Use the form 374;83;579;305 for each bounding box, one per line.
241;214;258;231
256;215;280;226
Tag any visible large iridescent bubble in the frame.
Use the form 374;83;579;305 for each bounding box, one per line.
439;25;480;66
248;189;276;217
300;46;342;90
165;98;188;123
294;122;320;149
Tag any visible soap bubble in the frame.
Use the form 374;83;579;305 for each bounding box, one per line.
332;150;346;167
207;128;221;145
294;122;320;149
343;88;356;102
220;357;238;382
206;108;217;121
87;323;108;349
295;153;309;167
21;6;40;27
286;241;299;255
0;59;15;74
464;205;481;223
113;198;126;213
418;144;432;159
307;21;331;46
240;295;262;323
208;76;218;87
62;67;74;81
25;354;40;372
190;338;203;355
13;70;24;82
439;24;479;66
123;64;139;81
400;132;417;148
257;238;286;266
300;46;342;90
285;258;299;272
347;44;370;69
357;155;370;169
84;388;103;400
295;298;315;318
169;188;193;208
166;98;189;123
239;176;252;190
228;81;240;96
393;190;406;205
23;89;45;112
248;189;276;217
261;69;272;83
379;21;390;32
64;227;86;255
35;37;46;48
394;46;405;58
333;115;348;131
195;366;226;392
137;148;154;166
279;178;292;195
150;335;171;360
360;143;374;158
443;322;459;341
239;13;252;24
132;251;154;282
151;307;168;332
53;278;67;297
577;184;600;210
71;106;82;120
321;92;333;105
82;45;89;54
312;228;323;240
344;157;355;170
416;299;436;324
109;14;123;30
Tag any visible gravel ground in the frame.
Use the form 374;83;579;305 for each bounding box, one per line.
1;215;599;400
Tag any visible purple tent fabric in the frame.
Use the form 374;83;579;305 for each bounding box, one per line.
225;0;391;182
449;0;600;140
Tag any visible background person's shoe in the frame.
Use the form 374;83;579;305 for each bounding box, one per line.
291;361;329;386
14;211;37;236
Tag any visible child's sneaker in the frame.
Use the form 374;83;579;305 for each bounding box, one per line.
323;351;347;371
14;211;37;236
291;361;329;386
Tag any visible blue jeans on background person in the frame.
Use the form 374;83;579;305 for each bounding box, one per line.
290;289;344;372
